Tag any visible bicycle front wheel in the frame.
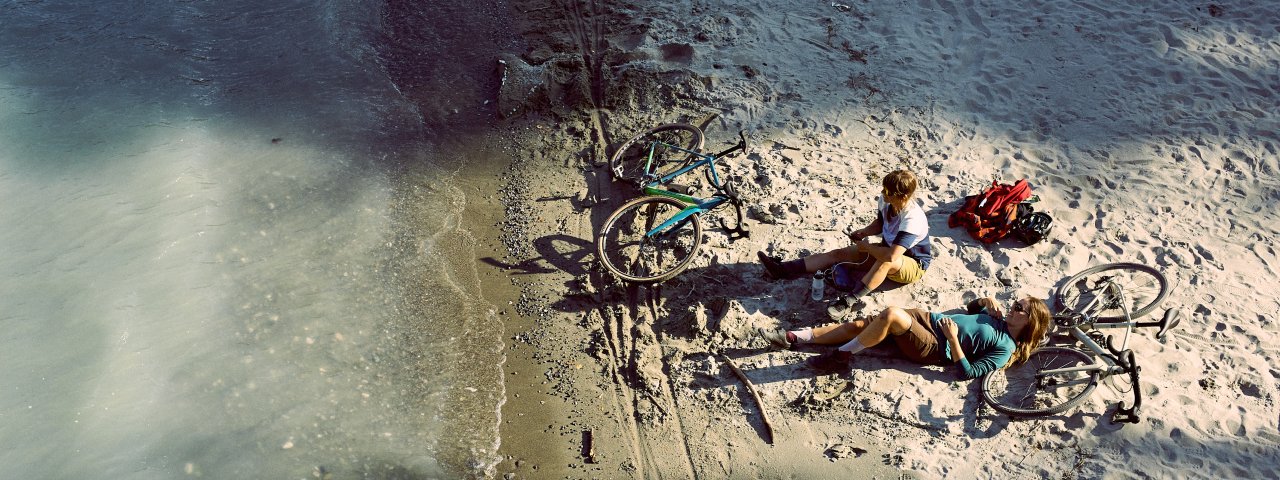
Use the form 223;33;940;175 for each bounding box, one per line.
596;196;703;283
608;123;704;186
982;346;1099;417
1055;262;1169;322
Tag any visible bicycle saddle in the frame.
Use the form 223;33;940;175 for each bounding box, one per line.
1155;308;1181;340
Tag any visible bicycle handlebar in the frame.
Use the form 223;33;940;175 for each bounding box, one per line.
710;131;750;241
710;130;748;159
1112;349;1143;424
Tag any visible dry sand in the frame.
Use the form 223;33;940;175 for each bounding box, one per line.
492;0;1280;478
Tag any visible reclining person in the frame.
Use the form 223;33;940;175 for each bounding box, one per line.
758;296;1051;379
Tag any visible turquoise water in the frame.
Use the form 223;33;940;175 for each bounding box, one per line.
0;1;518;477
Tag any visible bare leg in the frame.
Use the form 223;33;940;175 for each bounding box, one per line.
859;257;900;292
853;307;912;347
856;244;901;292
801;246;860;273
806;318;870;344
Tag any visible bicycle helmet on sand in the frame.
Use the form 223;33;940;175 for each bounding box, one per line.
1013;211;1053;245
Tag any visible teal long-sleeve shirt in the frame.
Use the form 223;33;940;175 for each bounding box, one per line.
928;311;1014;379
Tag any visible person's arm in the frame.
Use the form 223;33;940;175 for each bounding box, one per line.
966;297;1004;320
938;317;1012;379
939;317;965;364
955;344;1013;379
849;217;883;243
859;242;907;263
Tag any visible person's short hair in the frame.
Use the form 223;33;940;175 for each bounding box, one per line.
883;170;918;199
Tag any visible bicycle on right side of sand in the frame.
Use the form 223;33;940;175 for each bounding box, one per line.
595;123;752;284
981;262;1183;424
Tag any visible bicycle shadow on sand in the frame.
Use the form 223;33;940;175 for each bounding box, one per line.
478;233;596;277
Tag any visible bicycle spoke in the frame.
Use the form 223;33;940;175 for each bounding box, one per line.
597;196;703;283
1056;263;1169;321
982;346;1098;416
609;124;704;185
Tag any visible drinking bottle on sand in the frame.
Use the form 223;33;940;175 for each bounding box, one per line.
811;271;824;301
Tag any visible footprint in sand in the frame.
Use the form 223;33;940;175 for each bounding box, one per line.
810;380;854;402
659;43;695;65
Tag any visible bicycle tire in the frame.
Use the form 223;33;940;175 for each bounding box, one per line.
596;195;703;283
1055;262;1169;322
981;346;1100;417
608;123;705;186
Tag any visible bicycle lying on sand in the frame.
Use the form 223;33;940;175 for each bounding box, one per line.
981;262;1181;424
596;123;751;283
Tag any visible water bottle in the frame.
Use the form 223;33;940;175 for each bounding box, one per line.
811;271;825;301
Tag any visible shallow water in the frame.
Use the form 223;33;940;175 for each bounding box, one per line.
0;1;519;477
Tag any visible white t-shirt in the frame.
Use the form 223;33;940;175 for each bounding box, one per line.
878;198;929;247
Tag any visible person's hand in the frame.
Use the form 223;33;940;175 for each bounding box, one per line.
938;317;959;339
980;297;1004;320
854;239;872;252
846;227;868;244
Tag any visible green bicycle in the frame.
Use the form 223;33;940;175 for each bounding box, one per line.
596;123;750;283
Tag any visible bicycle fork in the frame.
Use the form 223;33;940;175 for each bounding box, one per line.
1066;328;1143;423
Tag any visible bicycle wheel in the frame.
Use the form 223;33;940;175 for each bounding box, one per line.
608;123;704;186
982;346;1099;417
1055;262;1169;322
596;196;703;283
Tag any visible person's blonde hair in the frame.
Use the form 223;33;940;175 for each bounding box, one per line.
1006;297;1051;367
883;169;918;200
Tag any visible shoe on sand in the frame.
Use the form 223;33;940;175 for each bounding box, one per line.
757;327;792;350
757;251;787;280
807;350;853;373
826;296;866;320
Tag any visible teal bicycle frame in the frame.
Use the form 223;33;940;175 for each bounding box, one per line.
635;134;747;240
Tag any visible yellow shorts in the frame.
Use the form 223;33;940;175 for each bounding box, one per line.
888;256;925;284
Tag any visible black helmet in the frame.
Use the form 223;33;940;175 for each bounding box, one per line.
1014;212;1053;245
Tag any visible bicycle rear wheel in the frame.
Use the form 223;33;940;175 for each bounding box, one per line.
982;346;1099;417
596;195;703;283
1055;262;1169;322
608;123;704;186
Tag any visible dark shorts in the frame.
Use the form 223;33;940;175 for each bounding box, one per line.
893;308;945;364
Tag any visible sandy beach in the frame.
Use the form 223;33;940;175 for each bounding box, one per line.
490;0;1280;478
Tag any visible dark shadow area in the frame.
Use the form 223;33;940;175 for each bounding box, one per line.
480;233;596;277
377;0;526;138
0;0;531;175
715;345;956;387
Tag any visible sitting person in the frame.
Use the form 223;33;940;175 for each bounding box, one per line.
757;296;1051;379
758;169;933;317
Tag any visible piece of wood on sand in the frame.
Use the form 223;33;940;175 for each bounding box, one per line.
581;429;596;463
720;354;775;445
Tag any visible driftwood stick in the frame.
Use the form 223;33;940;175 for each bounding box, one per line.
720;354;775;444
